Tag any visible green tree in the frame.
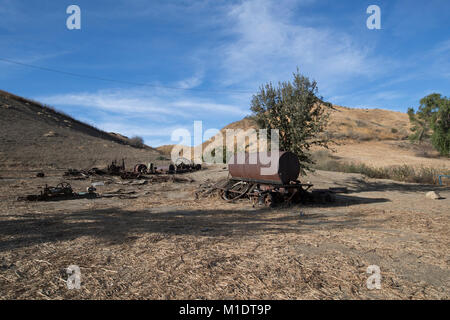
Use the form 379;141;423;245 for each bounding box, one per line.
250;68;332;174
408;93;449;156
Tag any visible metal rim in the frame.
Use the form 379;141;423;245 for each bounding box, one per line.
221;181;252;201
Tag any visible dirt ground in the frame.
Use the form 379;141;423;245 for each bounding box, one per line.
0;166;448;300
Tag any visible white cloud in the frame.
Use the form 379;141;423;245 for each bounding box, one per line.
39;87;248;119
172;100;248;116
176;72;204;89
36;85;250;146
6;0;448;148
41;91;180;116
217;0;379;91
96;121;188;138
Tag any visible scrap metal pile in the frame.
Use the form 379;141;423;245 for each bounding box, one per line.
17;183;97;202
133;157;201;175
64;158;202;180
196;152;337;207
63;160;125;178
18;158;201;202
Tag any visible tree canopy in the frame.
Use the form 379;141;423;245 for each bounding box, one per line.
250;69;331;174
408;93;449;156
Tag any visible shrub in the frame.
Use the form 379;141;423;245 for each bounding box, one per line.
129;136;145;148
408;93;449;156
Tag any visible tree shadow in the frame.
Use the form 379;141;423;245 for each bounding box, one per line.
302;194;389;208
0;193;390;252
331;176;449;193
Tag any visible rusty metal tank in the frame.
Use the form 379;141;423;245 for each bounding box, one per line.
228;151;300;185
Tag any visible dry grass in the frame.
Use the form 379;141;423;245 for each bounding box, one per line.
0;167;448;299
312;150;450;185
1;91;448;300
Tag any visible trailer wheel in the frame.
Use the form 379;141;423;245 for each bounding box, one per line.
222;181;251;201
134;164;148;174
264;193;275;207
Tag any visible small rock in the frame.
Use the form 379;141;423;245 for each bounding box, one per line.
426;191;442;200
43;131;57;137
131;180;148;185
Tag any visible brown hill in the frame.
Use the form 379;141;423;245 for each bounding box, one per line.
0;90;161;170
157;105;411;154
157;105;448;168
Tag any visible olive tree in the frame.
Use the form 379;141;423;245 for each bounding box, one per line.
250;69;332;174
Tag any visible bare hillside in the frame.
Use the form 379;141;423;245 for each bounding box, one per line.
0;90;161;170
157;105;448;169
198;105;412;152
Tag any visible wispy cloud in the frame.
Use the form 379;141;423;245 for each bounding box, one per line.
37;85;249;146
3;0;450;147
39;87;248;118
175;71;204;89
40;90;184;117
216;0;380;91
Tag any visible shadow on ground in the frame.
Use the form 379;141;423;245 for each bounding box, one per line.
333;176;449;193
0;194;389;252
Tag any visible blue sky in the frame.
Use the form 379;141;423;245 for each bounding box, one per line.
1;0;449;146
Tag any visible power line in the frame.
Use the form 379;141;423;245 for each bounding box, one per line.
0;57;254;94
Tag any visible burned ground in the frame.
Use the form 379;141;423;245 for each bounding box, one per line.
0;167;448;299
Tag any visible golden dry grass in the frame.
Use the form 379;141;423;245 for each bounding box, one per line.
0;167;448;299
156;105;448;174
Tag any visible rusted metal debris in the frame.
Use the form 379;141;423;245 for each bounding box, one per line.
133;158;201;175
107;159;125;175
134;163;148;174
197;179;315;207
64;160;126;178
120;171;143;180
17;182;98;202
196;178;341;207
173;157;202;174
196;152;338;207
228;151;300;185
64;158;201;181
64;168;106;178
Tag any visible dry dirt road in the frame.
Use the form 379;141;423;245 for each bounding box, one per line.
0;166;448;299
